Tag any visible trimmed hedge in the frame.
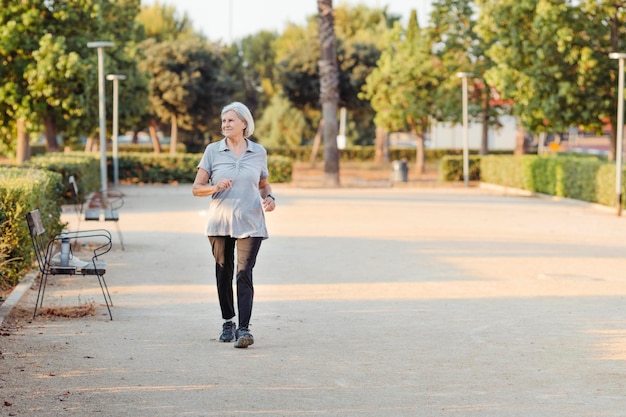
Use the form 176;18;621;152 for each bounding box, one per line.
116;153;292;184
0;167;64;291
27;154;101;203
480;155;624;207
439;155;481;181
265;145;491;163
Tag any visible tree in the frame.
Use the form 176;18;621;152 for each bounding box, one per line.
0;0;145;157
136;0;197;42
475;0;626;158
273;4;394;149
577;0;626;161
429;0;500;155
361;10;440;174
317;0;340;186
139;38;234;153
223;30;278;120
256;94;307;146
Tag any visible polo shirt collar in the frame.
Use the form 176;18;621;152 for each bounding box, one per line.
218;138;258;153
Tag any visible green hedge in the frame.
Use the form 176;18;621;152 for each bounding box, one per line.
27;154;101;202
480;155;624;207
0;167;64;291
265;145;492;163
439;155;482;181
116;153;292;184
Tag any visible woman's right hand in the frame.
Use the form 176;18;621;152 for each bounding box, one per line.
215;178;233;192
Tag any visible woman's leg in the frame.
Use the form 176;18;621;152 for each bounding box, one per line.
235;237;263;329
209;236;236;320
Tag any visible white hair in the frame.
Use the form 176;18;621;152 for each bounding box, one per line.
221;102;255;137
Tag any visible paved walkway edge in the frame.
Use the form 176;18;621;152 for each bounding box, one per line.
0;272;35;325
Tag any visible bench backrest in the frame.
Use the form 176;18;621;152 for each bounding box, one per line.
25;209;51;274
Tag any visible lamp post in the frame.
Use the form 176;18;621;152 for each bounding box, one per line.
106;74;126;189
457;72;474;187
610;52;626;217
87;41;114;195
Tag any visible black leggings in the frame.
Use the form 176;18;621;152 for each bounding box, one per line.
208;236;263;329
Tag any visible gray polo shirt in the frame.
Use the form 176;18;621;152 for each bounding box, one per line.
197;138;269;239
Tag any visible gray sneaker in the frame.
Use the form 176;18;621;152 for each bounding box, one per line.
219;321;236;342
234;327;254;348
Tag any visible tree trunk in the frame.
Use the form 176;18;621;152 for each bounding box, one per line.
514;123;528;156
149;119;162;154
16;118;30;164
412;126;425;175
317;0;340;187
84;137;96;152
374;126;389;164
170;114;178;154
44;112;59;152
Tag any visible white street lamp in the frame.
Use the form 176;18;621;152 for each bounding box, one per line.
106;74;126;189
457;72;474;187
609;52;626;217
87;41;114;195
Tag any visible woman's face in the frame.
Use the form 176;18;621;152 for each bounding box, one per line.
221;110;246;139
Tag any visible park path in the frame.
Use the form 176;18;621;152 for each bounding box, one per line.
1;183;626;416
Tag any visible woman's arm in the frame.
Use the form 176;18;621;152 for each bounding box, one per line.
192;168;232;197
259;178;275;212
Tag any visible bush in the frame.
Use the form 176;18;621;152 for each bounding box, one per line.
439;155;481;181
0;167;64;291
27;154;101;202
116;152;293;184
268;155;292;183
480;154;624;207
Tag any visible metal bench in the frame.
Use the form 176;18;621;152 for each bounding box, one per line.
25;209;114;320
69;176;125;250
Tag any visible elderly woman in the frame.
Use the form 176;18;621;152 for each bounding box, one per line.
192;102;276;348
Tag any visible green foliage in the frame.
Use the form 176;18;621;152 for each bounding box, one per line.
479;154;622;207
0;0;145;155
256;95;308;147
267;156;293;183
137;0;198;42
362;12;439;135
474;0;623;153
438;155;482;181
273;3;391;146
225;31;279;118
0;167;64;290
117;152;199;183
480;155;537;190
116;152;292;184
118;143;187;153
26;154;101;202
138;37;234;136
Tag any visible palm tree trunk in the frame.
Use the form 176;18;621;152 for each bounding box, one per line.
317;0;340;187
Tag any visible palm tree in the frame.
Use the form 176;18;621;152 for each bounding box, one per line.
317;0;340;186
